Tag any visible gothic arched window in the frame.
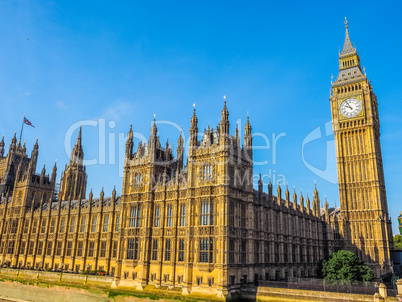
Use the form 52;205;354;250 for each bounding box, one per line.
203;163;212;180
200;200;214;225
135;173;142;185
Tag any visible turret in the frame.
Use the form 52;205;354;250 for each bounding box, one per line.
177;131;184;171
189;106;198;155
40;164;46;183
111;185;116;212
100;187;104;211
165;138;171;159
205;124;211;147
244;115;252;147
137;140;143;158
30;138;39;173
313;184;320;216
125;124;134;160
277;183;282;206
285;185;290;208
149;117;158;161
70;126;84;165
89;188;93;204
258;173;263;196
293;187;298;211
150;117;157;143
324;196;329;220
244;115;252;162
58;127;87;201
0;136;4;157
299;191;304;213
51;161;57;183
8;132;17;154
306;194;311;215
235;122;240;148
16;139;22;152
220;98;229;146
112;186;116;202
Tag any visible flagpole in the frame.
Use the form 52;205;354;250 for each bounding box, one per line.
19;114;25;142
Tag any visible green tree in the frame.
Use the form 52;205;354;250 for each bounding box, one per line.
394;234;402;250
322;250;374;282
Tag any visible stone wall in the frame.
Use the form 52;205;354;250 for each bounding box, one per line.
0;268;113;287
0;268;401;302
254;286;383;302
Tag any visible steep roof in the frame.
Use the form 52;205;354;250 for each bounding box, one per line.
340;18;356;57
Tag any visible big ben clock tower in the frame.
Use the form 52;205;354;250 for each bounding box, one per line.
330;18;393;277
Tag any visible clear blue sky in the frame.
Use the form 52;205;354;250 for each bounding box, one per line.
0;1;401;234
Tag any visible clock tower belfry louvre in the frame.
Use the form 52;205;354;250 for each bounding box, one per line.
330;19;393;276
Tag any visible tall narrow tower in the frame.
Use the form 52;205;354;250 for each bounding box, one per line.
330;18;393;277
58;126;87;200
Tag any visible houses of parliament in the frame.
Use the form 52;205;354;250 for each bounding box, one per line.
0;21;394;297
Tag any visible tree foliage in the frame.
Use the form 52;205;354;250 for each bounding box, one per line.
394;235;402;251
322;250;374;282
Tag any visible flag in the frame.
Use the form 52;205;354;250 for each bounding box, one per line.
24;117;35;128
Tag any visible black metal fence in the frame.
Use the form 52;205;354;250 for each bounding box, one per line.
388;288;398;297
287;278;377;295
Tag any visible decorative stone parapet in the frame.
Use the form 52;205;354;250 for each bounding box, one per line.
378;283;387;298
397;278;402;301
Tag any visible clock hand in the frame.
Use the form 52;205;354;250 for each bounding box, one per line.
345;101;353;110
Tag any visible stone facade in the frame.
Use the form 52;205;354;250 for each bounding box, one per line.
0;20;394;297
0;107;328;297
329;19;393;277
0;128;121;275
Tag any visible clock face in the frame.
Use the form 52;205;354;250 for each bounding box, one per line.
340;98;362;118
